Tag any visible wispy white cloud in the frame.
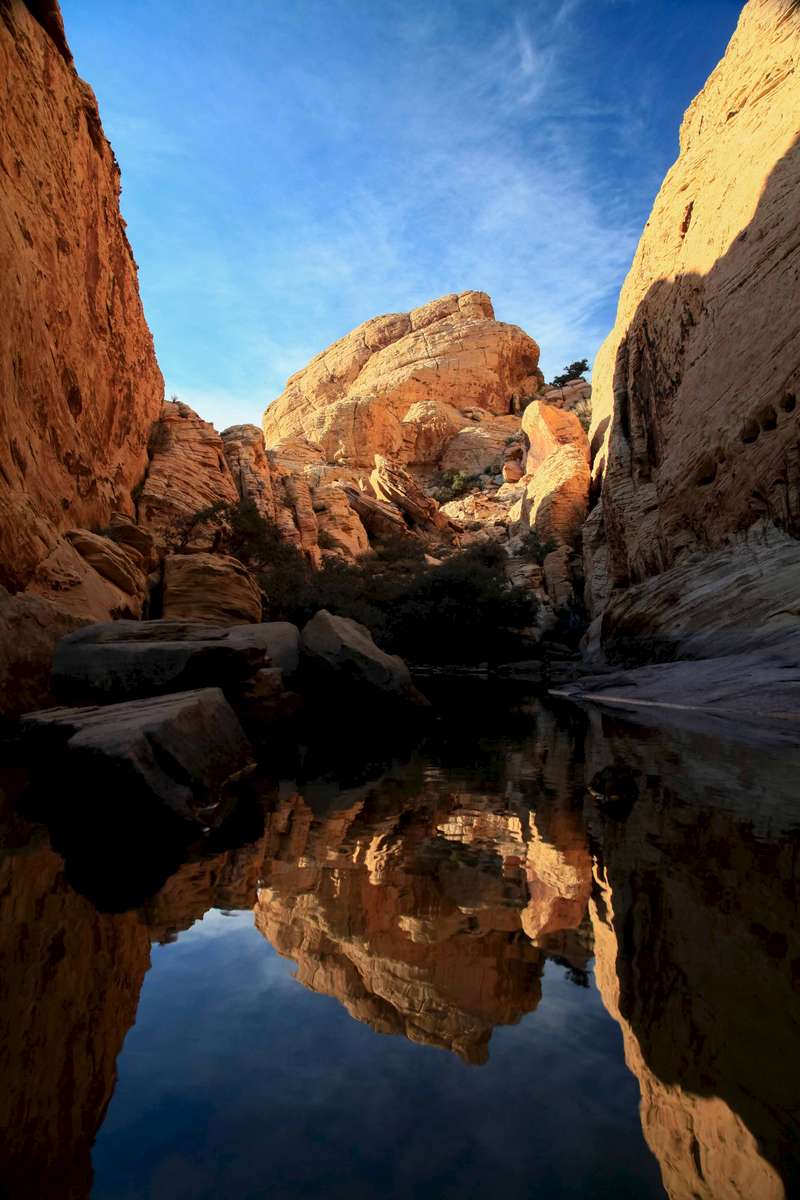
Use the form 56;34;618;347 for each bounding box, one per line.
92;0;677;430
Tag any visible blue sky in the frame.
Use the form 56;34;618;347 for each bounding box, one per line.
61;0;743;431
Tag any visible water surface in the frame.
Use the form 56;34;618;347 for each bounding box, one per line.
1;691;798;1199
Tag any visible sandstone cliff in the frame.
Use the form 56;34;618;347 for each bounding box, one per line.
584;0;800;687
0;0;163;592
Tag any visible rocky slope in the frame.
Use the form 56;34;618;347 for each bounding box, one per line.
579;0;800;716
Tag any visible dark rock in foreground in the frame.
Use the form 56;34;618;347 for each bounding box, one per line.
21;688;254;828
52;619;301;705
300;610;430;709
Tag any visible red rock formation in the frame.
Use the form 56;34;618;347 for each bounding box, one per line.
0;840;151;1199
137;401;240;552
0;0;163;593
585;709;800;1198
585;0;800;667
262;292;541;467
162;552;262;624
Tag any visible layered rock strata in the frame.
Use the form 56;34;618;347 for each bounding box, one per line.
584;0;800;695
0;0;163;592
262;292;541;465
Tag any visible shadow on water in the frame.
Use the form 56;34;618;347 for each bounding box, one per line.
0;686;798;1198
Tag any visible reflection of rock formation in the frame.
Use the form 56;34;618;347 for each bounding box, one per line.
0;808;268;1199
255;756;593;1064
0;840;151;1200
586;713;800;1199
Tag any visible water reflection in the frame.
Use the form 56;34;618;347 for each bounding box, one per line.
0;695;798;1199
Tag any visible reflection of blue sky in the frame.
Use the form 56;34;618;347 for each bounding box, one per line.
92;910;663;1200
60;0;741;432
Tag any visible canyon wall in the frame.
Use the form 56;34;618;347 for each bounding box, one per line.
585;0;800;661
0;0;163;592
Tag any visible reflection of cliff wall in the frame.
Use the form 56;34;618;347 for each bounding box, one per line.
0;817;269;1199
586;716;800;1199
0;842;151;1200
255;771;593;1064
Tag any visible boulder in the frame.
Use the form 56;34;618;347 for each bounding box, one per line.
262;292;540;466
401;400;464;464
245;621;300;679
340;485;409;541
26;536;146;622
440;414;520;476
53;620;263;705
162;553;262;624
52;618;301;704
21;689;254;828
107;515;155;573
371;456;453;536
514;401;590;549
63;529;147;598
300;610;429;708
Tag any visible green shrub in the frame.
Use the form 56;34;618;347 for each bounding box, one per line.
517;531;557;565
549;359;589;388
173;500;538;663
429;468;487;503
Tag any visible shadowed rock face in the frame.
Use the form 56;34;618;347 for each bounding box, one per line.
585;0;800;664
0;0;163;592
584;709;800;1200
0;838;151;1200
0;797;271;1200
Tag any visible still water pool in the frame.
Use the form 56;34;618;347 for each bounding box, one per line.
1;691;798;1199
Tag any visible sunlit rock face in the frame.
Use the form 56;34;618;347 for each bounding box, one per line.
0;0;163;593
262;292;541;467
586;0;800;656
254;757;594;1063
585;711;800;1199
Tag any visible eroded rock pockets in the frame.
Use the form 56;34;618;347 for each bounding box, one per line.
583;0;800;685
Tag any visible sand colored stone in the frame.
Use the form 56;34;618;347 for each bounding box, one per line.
262;292;540;466
587;0;800;603
0;0;163;592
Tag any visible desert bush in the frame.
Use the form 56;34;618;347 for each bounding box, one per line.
549;359;589;388
517;531;557;565
175;500;537;663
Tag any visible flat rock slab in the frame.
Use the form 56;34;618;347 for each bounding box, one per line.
22;688;254;826
554;648;800;745
52;619;300;704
